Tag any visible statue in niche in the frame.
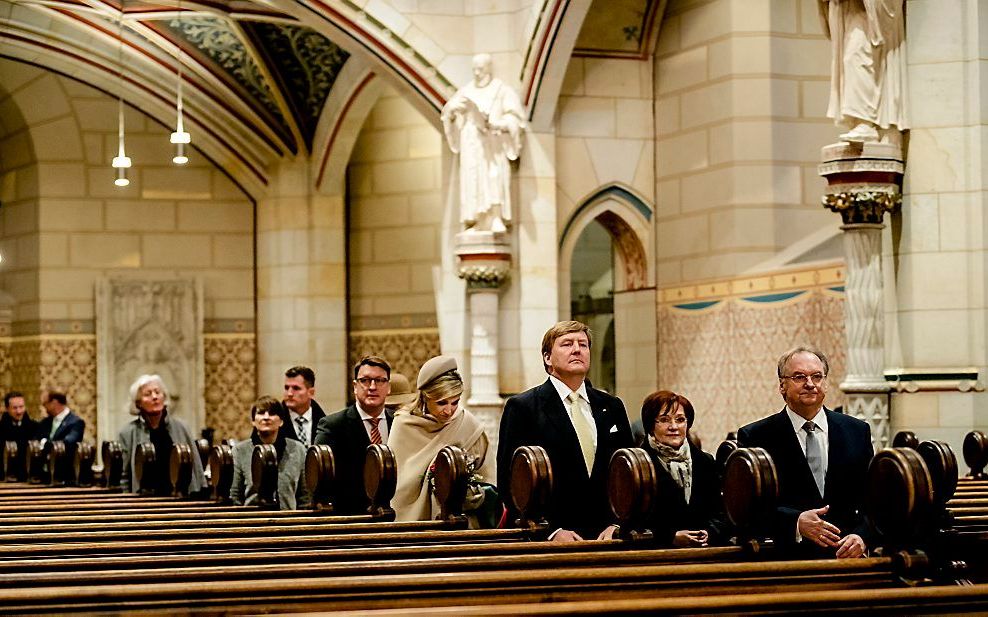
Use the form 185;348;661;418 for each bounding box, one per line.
442;53;526;233
819;0;908;144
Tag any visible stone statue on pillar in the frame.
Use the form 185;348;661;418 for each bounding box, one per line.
441;53;526;233
819;0;908;144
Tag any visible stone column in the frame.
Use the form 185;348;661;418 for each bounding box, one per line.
819;143;903;448
455;230;511;449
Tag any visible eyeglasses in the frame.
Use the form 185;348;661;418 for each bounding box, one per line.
782;373;827;385
355;377;389;387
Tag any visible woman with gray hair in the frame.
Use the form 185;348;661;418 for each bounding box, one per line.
389;355;496;526
118;374;205;495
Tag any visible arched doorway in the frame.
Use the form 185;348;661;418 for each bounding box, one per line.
569;220;616;393
560;184;656;415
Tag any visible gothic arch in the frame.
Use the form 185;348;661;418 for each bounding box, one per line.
558;183;653;314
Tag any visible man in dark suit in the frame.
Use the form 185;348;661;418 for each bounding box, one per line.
281;366;325;445
0;391;38;480
314;356;395;514
737;346;873;558
497;320;634;541
37;390;85;448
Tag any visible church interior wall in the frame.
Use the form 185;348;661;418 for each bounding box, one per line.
346;87;443;386
880;0;988;452
0;59;256;442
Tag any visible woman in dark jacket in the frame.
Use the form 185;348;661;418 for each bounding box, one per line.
641;390;729;547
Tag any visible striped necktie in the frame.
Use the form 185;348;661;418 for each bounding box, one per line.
368;417;382;445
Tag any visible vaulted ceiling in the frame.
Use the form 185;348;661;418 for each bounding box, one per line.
0;0;663;193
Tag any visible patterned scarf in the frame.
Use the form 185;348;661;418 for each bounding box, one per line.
648;436;693;503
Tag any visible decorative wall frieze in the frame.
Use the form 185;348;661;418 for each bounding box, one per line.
660;263;845;305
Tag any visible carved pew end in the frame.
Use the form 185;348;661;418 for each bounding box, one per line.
917;440;958;510
607;447;656;541
195;438;212;488
210;443;235;503
3;440;22;482
715;439;738;471
26;439;46;484
723;447;779;543
305;444;336;511
433;445;470;526
252;444;280;509
364;444;397;521
963;431;988;479
48;440;72;486
134;442;157;495
101;441;124;490
170;443;195;498
866;447;934;547
510;445;552;535
893;431;920;450
73;441;96;487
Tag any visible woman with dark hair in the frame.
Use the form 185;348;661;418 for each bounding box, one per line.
641;390;728;547
231;396;310;509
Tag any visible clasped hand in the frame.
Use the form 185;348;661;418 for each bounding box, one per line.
797;505;865;558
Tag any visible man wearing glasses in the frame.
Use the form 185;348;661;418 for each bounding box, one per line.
315;356;393;514
738;346;873;558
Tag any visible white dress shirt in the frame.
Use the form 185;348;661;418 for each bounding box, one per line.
548;375;597;449
786;406;829;472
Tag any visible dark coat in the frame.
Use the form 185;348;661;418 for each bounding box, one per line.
646;441;730;547
497;379;634;539
37;410;85;446
737;408;873;556
281;400;326;445
0;414;39;480
313;404;395;515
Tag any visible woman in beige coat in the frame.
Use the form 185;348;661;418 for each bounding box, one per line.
389;356;496;526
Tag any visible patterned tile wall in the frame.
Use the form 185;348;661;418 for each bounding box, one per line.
349;329;441;391
0;334;257;443
204;335;257;442
658;289;847;449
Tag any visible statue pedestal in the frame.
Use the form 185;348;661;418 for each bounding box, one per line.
455;230;511;449
819;141;902;448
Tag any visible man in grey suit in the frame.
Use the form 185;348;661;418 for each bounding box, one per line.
314;356;395;514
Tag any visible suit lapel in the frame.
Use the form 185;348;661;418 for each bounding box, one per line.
537;380;589;479
823;409;845;500
587;388;613;452
769;409;822;497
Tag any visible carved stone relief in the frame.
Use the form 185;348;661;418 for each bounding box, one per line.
96;278;204;448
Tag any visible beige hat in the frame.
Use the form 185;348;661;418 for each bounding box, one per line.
385;373;417;406
416;355;458;389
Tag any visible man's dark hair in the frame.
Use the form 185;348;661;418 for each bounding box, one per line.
3;391;24;407
285;366;316;388
46;391;67;405
353;356;391;380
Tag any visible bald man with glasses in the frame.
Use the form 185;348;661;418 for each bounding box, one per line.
738;346;873;559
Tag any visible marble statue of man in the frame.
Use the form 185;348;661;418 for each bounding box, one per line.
819;0;908;144
441;54;526;233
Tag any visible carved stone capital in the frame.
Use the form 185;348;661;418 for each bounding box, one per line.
822;189;901;225
457;261;511;290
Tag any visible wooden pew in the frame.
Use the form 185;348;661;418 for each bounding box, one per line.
0;444;959;615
